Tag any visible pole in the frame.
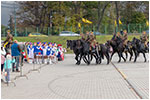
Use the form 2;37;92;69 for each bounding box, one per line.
14;3;17;37
105;25;107;34
48;27;50;35
128;24;130;34
26;28;27;36
37;27;38;33
4;28;6;37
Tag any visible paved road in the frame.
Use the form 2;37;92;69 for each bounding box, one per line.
1;54;149;99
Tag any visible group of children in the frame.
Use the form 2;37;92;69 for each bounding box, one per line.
26;42;66;65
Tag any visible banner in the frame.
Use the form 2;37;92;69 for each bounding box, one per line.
119;19;122;24
146;20;149;26
78;23;81;28
82;18;92;24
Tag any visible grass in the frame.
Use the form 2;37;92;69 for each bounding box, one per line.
2;35;140;53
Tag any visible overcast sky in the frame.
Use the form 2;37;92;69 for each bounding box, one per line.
1;1;16;26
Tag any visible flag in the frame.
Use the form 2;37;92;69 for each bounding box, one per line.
115;19;122;26
82;18;92;24
86;20;92;24
146;20;149;26
119;19;122;24
78;23;81;28
82;18;86;23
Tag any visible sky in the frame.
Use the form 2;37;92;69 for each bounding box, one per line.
1;1;17;26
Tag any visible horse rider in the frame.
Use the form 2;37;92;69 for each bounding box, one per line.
86;31;97;51
3;30;13;49
116;32;122;39
122;30;128;47
140;31;148;48
80;33;86;41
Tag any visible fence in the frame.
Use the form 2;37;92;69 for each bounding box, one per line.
1;23;149;37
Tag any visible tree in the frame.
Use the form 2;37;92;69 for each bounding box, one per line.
8;15;14;34
97;1;111;31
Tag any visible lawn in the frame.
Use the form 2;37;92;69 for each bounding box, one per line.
1;35;140;53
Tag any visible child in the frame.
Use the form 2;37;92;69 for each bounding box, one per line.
27;43;34;64
47;43;53;64
36;42;42;64
4;54;15;83
33;42;37;64
42;42;47;64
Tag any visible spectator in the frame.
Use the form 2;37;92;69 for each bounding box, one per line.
11;40;21;72
4;54;15;83
1;47;6;82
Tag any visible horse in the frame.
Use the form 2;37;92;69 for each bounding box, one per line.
131;37;147;62
107;37;126;63
98;43;110;64
67;39;90;65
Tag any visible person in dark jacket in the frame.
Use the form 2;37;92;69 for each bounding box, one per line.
11;40;21;72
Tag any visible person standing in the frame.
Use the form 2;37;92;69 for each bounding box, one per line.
1;46;6;82
4;54;15;83
11;40;21;72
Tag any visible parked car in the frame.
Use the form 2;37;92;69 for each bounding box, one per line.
59;31;80;36
28;33;48;37
146;30;149;34
93;31;103;35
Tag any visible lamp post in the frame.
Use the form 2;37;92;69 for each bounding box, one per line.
14;2;17;37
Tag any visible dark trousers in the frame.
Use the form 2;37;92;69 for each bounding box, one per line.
12;56;20;71
1;64;4;72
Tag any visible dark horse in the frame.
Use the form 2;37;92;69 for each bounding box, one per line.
107;37;126;63
131;37;147;62
97;43;110;64
67;39;90;65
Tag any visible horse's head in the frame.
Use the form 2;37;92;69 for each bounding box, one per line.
66;40;71;48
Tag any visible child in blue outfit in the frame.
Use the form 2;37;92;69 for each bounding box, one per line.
4;54;15;83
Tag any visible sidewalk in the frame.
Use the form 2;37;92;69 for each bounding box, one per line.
1;62;46;83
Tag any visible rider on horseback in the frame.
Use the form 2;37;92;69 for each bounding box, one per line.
3;30;13;48
86;31;97;51
140;31;148;48
122;30;128;47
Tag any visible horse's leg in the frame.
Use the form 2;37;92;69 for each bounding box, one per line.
90;52;93;61
83;55;87;64
99;53;102;64
110;51;115;61
117;52;121;63
142;51;146;62
121;52;126;62
83;54;90;65
105;52;110;64
77;54;83;65
129;50;133;61
125;51;128;60
133;50;138;62
75;54;79;65
87;54;91;65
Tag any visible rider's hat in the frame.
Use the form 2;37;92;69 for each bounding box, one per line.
143;31;146;34
7;30;11;33
123;30;127;33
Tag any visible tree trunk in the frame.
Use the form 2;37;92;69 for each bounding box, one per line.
97;2;111;32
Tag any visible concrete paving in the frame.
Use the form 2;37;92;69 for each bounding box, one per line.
1;54;149;99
